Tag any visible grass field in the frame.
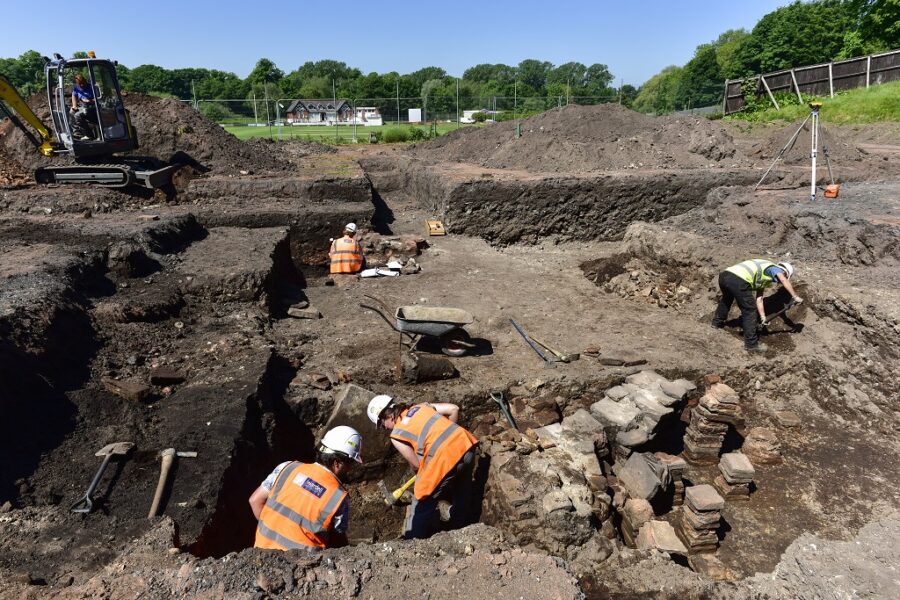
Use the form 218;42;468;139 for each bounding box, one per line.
224;121;474;143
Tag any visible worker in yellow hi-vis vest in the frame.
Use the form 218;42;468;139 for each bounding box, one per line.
329;223;365;274
712;259;803;353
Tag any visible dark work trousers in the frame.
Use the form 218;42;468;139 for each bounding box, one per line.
713;271;760;348
403;447;476;539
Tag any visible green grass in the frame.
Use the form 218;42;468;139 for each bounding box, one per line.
224;121;473;143
728;81;900;125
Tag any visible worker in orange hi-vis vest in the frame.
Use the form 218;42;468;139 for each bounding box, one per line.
329;222;365;274
367;395;478;539
249;426;363;551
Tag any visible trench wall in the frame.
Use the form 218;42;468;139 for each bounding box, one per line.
362;156;759;245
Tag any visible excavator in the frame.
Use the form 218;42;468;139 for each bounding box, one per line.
0;52;180;188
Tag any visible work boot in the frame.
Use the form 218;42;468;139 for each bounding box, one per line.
711;320;725;329
745;343;768;354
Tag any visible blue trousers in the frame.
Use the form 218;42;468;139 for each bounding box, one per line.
403;448;476;539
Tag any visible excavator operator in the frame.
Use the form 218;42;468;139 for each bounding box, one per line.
70;73;97;140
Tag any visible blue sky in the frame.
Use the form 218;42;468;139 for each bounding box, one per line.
1;0;787;86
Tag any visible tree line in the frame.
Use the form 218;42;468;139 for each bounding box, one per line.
633;0;899;113
2;1;896;118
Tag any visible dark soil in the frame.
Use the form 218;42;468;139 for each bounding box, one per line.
409;103;752;172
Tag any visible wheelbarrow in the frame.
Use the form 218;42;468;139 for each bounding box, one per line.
361;295;475;356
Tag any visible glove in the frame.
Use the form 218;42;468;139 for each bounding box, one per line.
791;296;803;306
759;319;770;328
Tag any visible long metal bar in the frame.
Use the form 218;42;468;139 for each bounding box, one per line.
509;319;555;368
810;108;819;201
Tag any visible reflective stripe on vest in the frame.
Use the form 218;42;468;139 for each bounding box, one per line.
330;237;363;274
389;404;477;499
725;259;777;291
254;462;346;550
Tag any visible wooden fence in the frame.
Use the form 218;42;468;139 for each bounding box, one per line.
723;49;900;114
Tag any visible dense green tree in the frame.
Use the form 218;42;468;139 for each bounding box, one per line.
246;58;284;86
632;66;683;114
857;0;900;51
713;29;750;79
674;44;724;109
517;59;552;91
126;64;175;94
733;0;856;76
0;50;45;96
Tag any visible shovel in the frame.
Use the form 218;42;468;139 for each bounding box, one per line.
71;442;134;514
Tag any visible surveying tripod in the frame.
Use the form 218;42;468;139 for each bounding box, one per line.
755;102;836;201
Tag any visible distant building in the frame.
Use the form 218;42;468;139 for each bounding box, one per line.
353;107;383;126
284;99;353;124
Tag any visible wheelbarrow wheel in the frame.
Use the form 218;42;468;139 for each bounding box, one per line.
441;329;471;357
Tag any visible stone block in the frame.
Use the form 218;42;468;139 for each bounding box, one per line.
660;378;696;400
617;452;669;501
636;520;688;555
616;428;649;448
102;377;151;403
681;505;722;529
713;474;751;500
685;484;725;512
631;393;673;421
324;384;391;467
688;553;735;581
287;306;322;319
654;452;687;478
605;384;640;400
149;366;186;386
590;398;641;430
623;498;653;530
707;383;739;404
719;452;755;480
774;410;802;428
742;427;782;464
625;370;668;388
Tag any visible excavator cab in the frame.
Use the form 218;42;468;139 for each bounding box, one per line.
45;55;138;158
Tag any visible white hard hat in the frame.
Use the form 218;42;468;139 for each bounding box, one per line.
777;262;794;279
319;425;363;463
367;394;393;425
345;223;357;233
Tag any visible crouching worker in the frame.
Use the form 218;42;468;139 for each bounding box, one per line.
712;259;802;353
249;426;363;550
367;395;478;539
329;222;364;275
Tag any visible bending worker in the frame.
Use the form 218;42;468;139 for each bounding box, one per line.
367;395;477;539
329;222;364;275
712;259;803;353
249;426;363;550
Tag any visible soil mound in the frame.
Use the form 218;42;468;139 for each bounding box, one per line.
743;120;873;165
0;91;293;176
409;103;751;173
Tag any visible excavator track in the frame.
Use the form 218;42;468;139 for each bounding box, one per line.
34;163;135;188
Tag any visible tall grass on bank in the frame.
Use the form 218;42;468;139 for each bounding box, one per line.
728;81;900;125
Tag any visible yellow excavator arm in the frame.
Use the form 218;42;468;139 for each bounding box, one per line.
0;74;56;156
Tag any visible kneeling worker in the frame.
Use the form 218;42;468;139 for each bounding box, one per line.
712;259;803;353
367;395;478;539
329;222;364;275
249;426;363;550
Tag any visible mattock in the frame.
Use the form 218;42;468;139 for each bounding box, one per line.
148;447;198;518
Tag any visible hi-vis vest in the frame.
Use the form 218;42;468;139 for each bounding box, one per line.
725;259;779;291
254;462;346;550
390;404;477;499
330;236;363;274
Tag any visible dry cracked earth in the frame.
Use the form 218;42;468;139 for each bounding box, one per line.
1;102;899;599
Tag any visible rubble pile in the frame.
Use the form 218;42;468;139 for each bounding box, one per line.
482;408;613;555
683;382;743;464
676;484;725;554
601;267;695;309
714;452;756;501
590;370;696;459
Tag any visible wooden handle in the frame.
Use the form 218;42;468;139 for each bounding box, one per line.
148;448;176;518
